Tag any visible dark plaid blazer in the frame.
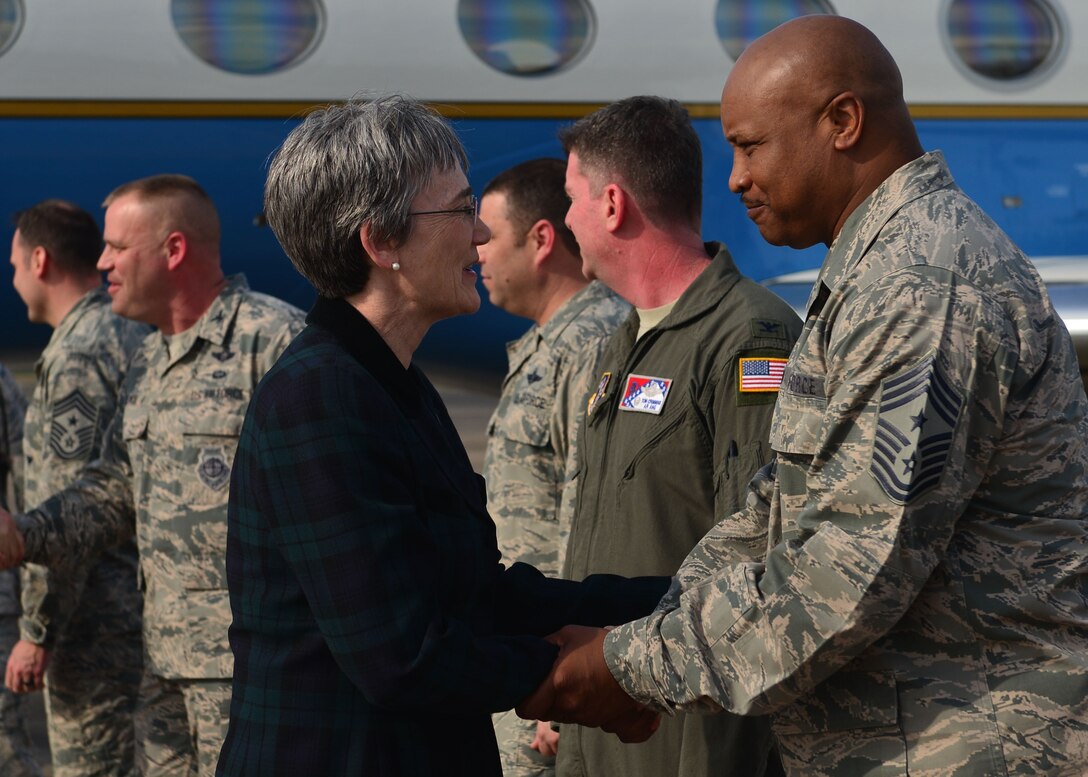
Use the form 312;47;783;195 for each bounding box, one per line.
217;297;667;776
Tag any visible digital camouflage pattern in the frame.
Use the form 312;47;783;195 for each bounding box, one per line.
0;364;40;777
605;153;1088;776
485;282;629;578
485;282;628;777
20;287;149;777
15;276;304;776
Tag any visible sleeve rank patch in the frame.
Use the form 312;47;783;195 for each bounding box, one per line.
870;355;962;505
49;389;100;461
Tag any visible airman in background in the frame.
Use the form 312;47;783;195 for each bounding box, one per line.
0;363;40;777
0;176;305;776
6;199;149;777
478;158;629;777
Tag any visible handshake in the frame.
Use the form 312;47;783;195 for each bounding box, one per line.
517;624;661;744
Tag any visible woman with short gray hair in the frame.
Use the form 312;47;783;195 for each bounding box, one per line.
218;95;667;776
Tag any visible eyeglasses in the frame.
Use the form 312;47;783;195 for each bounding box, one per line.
409;195;478;223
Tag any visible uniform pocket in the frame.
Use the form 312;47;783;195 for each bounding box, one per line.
175;412;245;590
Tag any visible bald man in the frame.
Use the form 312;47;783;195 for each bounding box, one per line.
518;16;1088;776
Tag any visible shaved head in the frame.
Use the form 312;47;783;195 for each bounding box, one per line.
732;15;909;129
720;16;923;247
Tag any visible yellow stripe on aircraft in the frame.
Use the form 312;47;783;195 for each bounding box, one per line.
0;100;1086;120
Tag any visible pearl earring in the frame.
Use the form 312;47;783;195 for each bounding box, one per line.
392;262;401;271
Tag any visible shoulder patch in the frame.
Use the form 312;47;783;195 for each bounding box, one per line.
870;355;962;504
750;318;787;340
739;357;787;393
49;389;100;461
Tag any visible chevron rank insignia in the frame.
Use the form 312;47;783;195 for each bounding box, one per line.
870;355;962;504
49;389;100;460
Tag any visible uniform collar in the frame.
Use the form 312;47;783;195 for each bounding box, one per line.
616;241;742;342
504;281;616;369
149;274;248;373
819;151;955;293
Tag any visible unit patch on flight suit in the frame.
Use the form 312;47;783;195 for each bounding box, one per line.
49;389;100;460
870;355;962;504
587;371;612;416
619;374;672;415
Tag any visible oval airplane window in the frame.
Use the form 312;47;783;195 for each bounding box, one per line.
171;0;324;75
945;0;1062;82
458;0;595;76
715;0;836;61
0;0;23;57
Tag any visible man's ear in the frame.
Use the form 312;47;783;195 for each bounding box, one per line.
359;222;399;272
30;246;48;279
164;232;187;271
602;184;627;233
528;219;556;268
825;91;863;151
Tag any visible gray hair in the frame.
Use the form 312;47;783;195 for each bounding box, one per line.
264;94;469;298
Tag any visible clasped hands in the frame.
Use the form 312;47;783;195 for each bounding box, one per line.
517;625;660;744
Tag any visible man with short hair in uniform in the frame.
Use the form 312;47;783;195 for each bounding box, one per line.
556;96;801;777
478;158;630;777
0;175;305;776
520;17;1088;776
6;199;149;777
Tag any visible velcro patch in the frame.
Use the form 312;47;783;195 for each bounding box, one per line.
739;357;787;393
619;374;672;415
49;389;100;461
870;355;962;504
587;372;612;416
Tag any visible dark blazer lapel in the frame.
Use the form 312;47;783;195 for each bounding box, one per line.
306;297;490;520
405;369;490;519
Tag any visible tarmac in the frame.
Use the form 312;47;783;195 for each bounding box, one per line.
2;350;502;775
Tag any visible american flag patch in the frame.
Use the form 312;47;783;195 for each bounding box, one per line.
739;357;787;392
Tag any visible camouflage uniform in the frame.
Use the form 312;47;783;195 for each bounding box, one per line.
485;282;629;777
21;287;149;777
605;152;1088;776
559;243;800;777
14;276;305;777
0;363;41;777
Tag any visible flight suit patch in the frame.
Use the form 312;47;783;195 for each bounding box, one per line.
870;355;962;504
587;372;611;416
737;357;787;406
49;389;100;461
619;374;672;415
